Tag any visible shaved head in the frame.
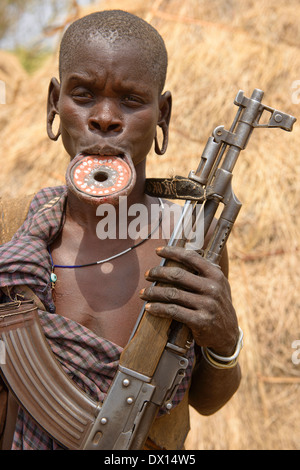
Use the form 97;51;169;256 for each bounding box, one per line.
59;10;168;93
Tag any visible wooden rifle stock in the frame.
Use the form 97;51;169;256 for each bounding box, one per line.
121;251;192;378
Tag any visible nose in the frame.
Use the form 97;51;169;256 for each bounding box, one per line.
88;99;123;133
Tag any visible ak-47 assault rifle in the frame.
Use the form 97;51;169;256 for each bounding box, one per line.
0;89;296;450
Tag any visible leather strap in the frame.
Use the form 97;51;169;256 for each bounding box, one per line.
145;176;213;202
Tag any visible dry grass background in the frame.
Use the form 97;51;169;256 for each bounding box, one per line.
0;0;299;449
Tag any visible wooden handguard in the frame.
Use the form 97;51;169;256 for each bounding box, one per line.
0;301;99;449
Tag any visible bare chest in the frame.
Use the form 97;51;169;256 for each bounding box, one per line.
51;239;162;347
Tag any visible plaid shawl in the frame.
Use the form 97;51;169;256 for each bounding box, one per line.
0;186;194;450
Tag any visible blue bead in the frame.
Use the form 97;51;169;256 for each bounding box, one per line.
50;273;57;283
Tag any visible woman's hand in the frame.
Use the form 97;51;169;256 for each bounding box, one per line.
139;245;239;357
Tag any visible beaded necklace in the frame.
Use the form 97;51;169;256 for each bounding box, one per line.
48;198;164;289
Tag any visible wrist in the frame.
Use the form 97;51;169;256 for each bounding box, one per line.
201;327;244;370
211;326;241;357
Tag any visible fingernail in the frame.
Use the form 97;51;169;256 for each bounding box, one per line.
139;288;145;296
156;246;164;253
145;303;151;310
144;269;150;278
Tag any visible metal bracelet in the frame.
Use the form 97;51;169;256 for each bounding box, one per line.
201;347;239;370
201;326;244;368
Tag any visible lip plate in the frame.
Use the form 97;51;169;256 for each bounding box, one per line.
71;155;131;197
65;152;137;206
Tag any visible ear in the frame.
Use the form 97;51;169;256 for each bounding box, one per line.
47;77;61;141
47;77;60;115
155;91;172;155
158;90;172;127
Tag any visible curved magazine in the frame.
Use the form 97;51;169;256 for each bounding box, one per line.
0;301;99;449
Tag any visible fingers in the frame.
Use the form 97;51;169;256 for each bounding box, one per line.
141;292;216;337
145;264;227;299
143;300;202;328
155;245;222;279
140;280;219;331
152;245;231;296
140;245;237;351
140;285;201;310
145;264;201;293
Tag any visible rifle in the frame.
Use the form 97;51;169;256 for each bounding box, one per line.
0;89;296;450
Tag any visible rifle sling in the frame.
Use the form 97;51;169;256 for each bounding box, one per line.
145;176;214;201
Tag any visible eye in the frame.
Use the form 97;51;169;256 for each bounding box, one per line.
71;88;94;103
122;95;144;107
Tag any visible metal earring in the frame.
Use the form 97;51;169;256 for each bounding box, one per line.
47;110;61;141
154;123;168;155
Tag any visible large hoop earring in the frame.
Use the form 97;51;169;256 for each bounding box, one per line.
154;122;168;155
47;110;61;141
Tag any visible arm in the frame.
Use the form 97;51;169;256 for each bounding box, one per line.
139;244;242;416
189;346;241;415
188;248;241;415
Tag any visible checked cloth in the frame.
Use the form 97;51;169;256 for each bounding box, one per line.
0;186;194;450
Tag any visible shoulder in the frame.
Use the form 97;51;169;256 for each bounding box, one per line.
0;186;67;245
26;186;67;214
0;193;33;245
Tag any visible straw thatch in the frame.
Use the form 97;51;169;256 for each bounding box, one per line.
0;0;299;450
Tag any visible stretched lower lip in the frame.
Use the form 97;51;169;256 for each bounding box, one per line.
82;152;124;157
81;146;126;158
74;152;133;170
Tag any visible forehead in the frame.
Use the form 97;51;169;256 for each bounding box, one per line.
61;38;159;90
